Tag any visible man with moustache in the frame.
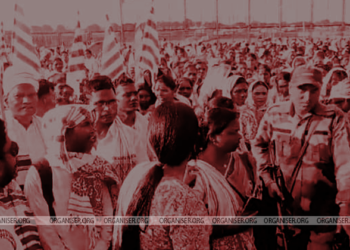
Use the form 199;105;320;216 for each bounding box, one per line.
252;66;350;250
89;76;148;185
3;67;46;189
115;78;149;163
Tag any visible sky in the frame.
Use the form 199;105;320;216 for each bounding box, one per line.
0;0;349;30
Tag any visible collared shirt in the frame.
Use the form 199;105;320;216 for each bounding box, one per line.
252;101;350;216
132;112;151;163
94;117;141;179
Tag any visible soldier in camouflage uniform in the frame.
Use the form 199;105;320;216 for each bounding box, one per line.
251;65;350;250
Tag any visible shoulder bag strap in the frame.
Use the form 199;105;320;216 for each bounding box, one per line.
286;115;321;194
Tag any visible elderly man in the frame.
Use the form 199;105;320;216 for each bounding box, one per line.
252;66;350;249
0;119;43;250
3;67;47;189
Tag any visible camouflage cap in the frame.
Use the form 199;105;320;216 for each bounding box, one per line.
290;66;322;88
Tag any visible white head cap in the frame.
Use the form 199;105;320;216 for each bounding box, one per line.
3;66;39;96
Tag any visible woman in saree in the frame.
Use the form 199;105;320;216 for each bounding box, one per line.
153;74;192;107
189;106;256;250
114;102;211;250
25;105;117;250
240;81;269;147
224;75;249;111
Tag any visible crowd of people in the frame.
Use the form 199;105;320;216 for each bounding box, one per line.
2;35;350;250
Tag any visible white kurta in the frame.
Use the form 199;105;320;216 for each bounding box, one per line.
94;116;148;166
5;112;47;186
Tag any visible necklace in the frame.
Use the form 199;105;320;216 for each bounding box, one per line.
223;153;233;168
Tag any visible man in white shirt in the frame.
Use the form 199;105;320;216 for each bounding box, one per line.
84;49;99;79
89;76;146;181
3;67;47;189
115;78;149;163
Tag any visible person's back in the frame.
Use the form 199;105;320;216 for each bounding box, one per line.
114;102;211;250
140;176;210;250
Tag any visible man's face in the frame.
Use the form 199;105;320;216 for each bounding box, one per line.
90;89;118;124
177;49;184;58
84;51;92;59
116;84;139;113
278;79;289;97
54;60;63;73
227;50;235;60
246;56;256;69
0;136;18;188
62;53;68;63
258;69;271;84
313;57;324;68
43;88;56;110
65;117;96;154
290;84;320;115
237;64;247;77
173;64;184;78
7;84;38;119
183;67;197;83
129;67;135;80
236;53;244;63
55;84;74;105
196;63;207;82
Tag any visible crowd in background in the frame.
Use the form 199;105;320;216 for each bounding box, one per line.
2;35;350;250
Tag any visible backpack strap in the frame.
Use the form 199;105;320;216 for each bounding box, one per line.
33;158;56;217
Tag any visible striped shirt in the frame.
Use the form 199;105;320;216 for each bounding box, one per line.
0;180;42;250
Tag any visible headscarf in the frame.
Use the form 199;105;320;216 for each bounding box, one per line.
245;80;270;109
321;67;348;100
329;79;350;100
197;64;232;107
222;75;246;100
240;80;270;141
41;104;116;249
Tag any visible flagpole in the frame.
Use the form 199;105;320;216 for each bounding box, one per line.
248;0;251;43
216;0;219;44
119;0;124;45
0;63;6;124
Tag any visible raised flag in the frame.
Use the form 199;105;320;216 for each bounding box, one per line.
66;11;86;99
100;15;124;81
0;22;5;52
134;0;159;85
12;1;40;76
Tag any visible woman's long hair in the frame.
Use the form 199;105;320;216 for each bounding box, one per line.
119;102;199;250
